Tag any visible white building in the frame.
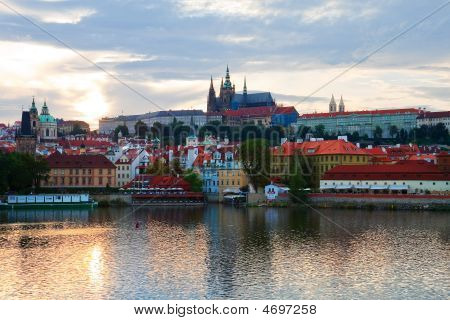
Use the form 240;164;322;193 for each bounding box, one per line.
417;111;450;130
115;148;149;187
320;161;449;194
265;183;290;201
99;110;207;134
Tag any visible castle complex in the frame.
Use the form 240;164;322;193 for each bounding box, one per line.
207;66;275;112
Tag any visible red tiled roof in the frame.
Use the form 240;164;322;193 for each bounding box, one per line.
59;139;113;148
323;160;447;181
363;147;387;156
223;106;273;117
46;153;115;169
273;106;298;115
300;108;420;119
271;140;367;156
417;111;450;119
297;140;368;156
123;175;190;190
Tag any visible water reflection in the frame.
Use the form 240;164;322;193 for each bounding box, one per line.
0;206;448;299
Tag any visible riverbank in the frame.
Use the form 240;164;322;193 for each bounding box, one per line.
308;193;450;211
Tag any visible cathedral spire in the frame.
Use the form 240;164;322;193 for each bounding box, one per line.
224;65;232;89
30;96;37;112
207;76;217;113
243;77;247;94
338;95;345;112
329;94;337;113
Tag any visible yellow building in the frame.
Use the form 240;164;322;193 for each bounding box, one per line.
271;140;371;187
217;166;248;200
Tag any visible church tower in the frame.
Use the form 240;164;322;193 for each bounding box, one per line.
29;97;39;135
329;94;337;113
242;77;248;107
220;65;234;109
207;76;217;112
338;95;345;113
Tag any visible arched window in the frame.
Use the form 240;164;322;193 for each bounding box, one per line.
46;128;49;136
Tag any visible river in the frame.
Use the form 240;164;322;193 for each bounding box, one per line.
0;205;448;299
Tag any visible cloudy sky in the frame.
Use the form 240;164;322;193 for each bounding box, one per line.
0;0;449;128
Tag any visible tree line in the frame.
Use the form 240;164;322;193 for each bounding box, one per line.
113;119;287;147
298;123;449;145
0;153;50;194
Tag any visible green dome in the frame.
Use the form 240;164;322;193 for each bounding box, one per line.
39;114;56;123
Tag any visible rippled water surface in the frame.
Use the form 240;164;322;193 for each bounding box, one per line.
0;205;448;299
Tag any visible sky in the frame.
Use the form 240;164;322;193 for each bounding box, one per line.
0;0;449;128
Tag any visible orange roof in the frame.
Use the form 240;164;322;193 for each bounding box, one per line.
363;147;387;156
271;140;368;156
301;108;419;119
297;140;368;156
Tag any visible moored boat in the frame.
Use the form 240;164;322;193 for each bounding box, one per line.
2;194;98;209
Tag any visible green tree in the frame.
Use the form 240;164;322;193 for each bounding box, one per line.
183;169;202;192
373;126;383;144
0;153;49;193
399;128;408;144
170;158;183;175
113;125;129;142
314;124;325;138
134;120;148;139
389;125;398;140
297;125;311;140
288;170;308;203
146;159;169;175
239;139;271;191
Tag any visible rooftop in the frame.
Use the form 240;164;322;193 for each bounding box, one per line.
46;153;115;169
300;108;420;119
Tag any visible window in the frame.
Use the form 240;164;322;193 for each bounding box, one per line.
99;177;103;185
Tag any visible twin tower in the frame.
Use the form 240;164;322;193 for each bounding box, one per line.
329;94;345;113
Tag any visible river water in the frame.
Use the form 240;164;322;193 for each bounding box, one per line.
0;205;448;299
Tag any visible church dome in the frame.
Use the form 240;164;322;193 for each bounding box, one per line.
39;114;56;123
39;101;56;123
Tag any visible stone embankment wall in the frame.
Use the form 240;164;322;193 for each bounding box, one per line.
92;194;132;206
308;194;450;210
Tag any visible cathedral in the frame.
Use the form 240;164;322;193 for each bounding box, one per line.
207;66;275;112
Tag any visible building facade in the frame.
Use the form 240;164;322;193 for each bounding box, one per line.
38;101;58;142
271;140;371;187
99;110;207;134
417;111;450;130
320;161;449;194
217;165;248;198
58;120;90;135
296;108;420;138
44;153;116;188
